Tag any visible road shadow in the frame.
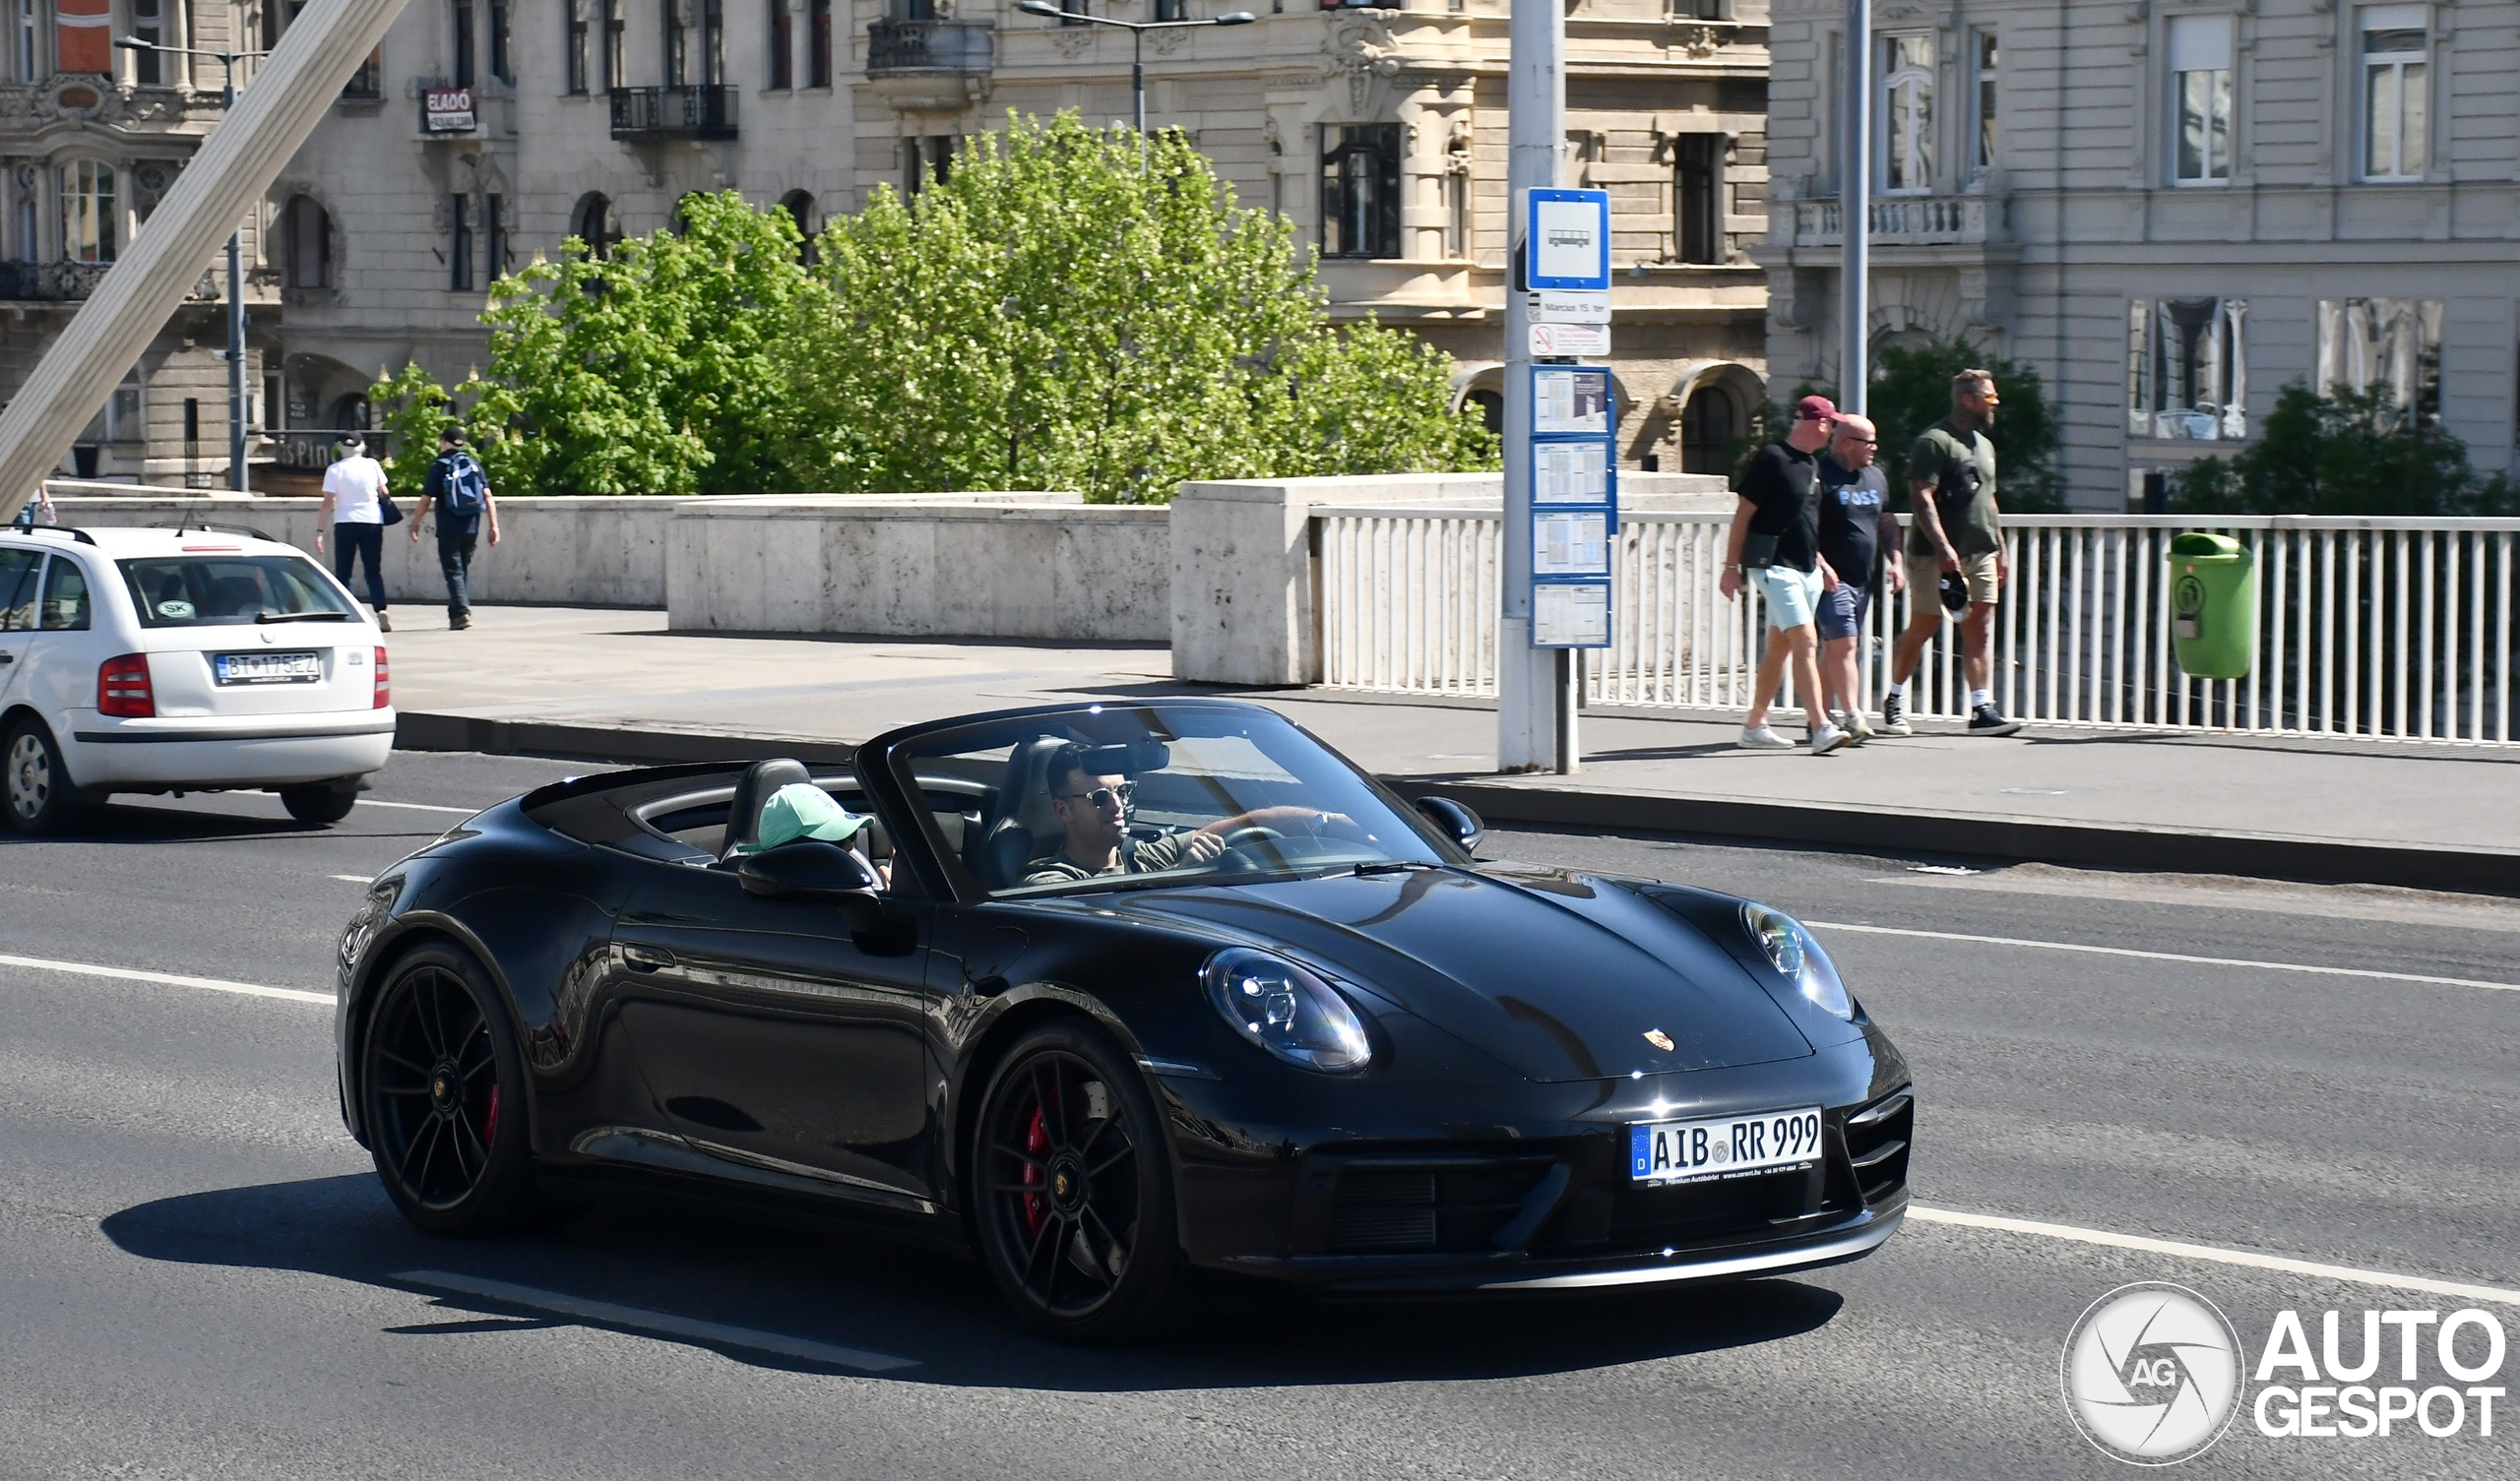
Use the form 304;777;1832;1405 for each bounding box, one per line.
101;1173;1848;1390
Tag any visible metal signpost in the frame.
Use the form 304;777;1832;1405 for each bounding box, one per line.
1842;0;1870;414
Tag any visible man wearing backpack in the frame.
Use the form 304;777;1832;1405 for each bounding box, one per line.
409;427;501;630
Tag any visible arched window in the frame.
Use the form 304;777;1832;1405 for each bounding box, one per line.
572;192;620;257
776;188;815;262
282;195;332;288
58;160;113;264
1679;386;1736;475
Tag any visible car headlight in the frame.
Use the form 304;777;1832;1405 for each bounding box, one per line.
1201;948;1372;1074
1740;903;1855;1020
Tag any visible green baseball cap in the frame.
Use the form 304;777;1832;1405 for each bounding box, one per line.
744;781;870;852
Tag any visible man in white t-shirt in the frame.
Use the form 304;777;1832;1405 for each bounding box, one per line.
315;434;393;631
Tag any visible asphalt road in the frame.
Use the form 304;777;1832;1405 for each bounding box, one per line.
1;750;2513;1480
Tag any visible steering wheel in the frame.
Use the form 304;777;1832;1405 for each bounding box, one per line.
1218;826;1287;851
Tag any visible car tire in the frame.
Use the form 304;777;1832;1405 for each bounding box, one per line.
3;716;82;835
361;943;540;1237
970;1021;1193;1345
280;783;358;826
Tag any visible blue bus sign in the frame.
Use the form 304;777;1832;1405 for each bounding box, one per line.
1525;188;1612;291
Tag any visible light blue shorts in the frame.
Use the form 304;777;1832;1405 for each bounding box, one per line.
1749;564;1824;631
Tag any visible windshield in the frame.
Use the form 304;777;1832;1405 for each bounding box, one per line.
118;553;356;627
896;705;1450;897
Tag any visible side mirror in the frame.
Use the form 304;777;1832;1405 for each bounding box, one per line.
1413;796;1484;854
736;840;889;934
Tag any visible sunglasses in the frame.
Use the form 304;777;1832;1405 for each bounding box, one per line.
1058;782;1134;809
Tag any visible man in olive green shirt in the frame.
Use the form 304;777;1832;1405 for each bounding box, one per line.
1881;369;2023;737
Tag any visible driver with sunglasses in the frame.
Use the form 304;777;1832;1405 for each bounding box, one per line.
1021;743;1352;886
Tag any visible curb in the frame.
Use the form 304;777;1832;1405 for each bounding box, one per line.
398;710;2520;896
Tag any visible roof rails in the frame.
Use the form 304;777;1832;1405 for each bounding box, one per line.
147;520;281;544
7;524;97;545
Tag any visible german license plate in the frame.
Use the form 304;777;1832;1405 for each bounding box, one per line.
213;650;322;685
1630;1106;1824;1185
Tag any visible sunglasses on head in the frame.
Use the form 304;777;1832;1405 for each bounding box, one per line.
1058;782;1134;809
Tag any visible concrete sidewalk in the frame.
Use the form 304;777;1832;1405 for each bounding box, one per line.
386;606;2520;893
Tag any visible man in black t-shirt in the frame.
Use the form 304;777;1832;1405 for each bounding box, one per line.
1721;396;1853;755
1813;412;1903;742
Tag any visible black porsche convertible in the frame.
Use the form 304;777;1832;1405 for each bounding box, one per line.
335;700;1913;1342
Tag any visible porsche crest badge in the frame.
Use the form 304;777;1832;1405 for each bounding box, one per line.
1642;1028;1675;1052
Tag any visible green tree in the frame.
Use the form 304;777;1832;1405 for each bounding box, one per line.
779;113;1493;502
367;361;460;501
2172;382;2520;517
1732;339;2066;513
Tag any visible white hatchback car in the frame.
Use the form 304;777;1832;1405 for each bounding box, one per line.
0;523;395;833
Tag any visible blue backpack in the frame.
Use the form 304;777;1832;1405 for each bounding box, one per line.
435;452;488;516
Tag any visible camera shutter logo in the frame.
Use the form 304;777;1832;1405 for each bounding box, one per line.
2060;1282;2245;1465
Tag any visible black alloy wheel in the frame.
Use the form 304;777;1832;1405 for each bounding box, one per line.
362;945;536;1235
280;783;357;826
3;716;80;834
973;1024;1188;1344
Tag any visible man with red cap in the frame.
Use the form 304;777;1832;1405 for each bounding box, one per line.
1721;395;1854;755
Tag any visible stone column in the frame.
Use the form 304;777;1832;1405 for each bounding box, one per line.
0;0;409;519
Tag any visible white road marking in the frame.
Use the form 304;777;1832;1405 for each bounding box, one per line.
356;799;481;815
392;1270;918;1372
1911;1204;2520;1307
330;874;372;884
0;953;331;1006
1806;919;2519;993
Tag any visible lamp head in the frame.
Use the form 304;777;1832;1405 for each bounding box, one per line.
1017;0;1064;15
1216;10;1258;20
113;36;149;50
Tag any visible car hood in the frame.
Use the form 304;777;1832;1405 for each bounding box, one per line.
1106;866;1815;1081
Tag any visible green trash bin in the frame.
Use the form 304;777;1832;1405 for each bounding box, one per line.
2168;531;2255;679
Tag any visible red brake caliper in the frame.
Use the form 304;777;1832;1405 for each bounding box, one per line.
1020;1106;1050;1234
484;1084;500;1146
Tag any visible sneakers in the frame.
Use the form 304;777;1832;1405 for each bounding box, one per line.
1968;703;2024;737
1737;723;1795;751
376;610;392;633
1810;721;1853;756
449;611;472;631
1834;709;1877;746
1877;691;1913;736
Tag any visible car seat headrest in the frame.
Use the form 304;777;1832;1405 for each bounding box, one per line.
722;758;813;859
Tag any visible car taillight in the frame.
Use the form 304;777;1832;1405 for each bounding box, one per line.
97;653;155;717
373;647;390;709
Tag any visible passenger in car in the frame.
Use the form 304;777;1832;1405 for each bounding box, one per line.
739;781;889;888
1020;743;1358;887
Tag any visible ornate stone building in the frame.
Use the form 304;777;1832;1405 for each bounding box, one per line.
1756;0;2520;510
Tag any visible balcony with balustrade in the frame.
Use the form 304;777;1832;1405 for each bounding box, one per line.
608;86;739;143
865;19;994;111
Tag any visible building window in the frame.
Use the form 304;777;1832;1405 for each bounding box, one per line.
1320;123;1401;259
450;194;472;290
14;186;33;263
1153;0;1184;19
2359;7;2428;182
58;160;112;264
1680;386;1734;475
2127;296;2247;441
79;370;141;444
603;0;625;91
573;192;619;256
701;0;723;82
901;136;956;196
565;0;589;92
778;188;816;261
1970;30;1997;174
2167;14;2232;185
768;0;790;88
131;0;162;83
283;195;330;288
343;45;383;98
490;0;511;81
662;0;687;86
485;193;506;278
14;0;37;85
806;0;830;86
1878;34;1934;194
453;0;474;87
2317;298;2441;428
1673;134;1722;264
1059;0;1088;24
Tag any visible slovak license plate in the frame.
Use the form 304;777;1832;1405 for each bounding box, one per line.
1630;1106;1824;1185
213;650;322;685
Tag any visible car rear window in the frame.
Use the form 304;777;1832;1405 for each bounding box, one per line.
39;557;89;630
117;554;355;627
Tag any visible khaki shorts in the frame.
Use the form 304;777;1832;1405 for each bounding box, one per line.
1906;546;2001;606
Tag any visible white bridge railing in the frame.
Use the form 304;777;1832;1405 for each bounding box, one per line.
1313;510;2520;746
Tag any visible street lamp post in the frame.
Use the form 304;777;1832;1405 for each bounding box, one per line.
115;36;267;492
1014;2;1255;167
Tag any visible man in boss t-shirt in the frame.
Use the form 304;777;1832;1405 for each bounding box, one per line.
315;434;392;631
1881;369;2022;736
1813;412;1901;742
1720;395;1853;755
